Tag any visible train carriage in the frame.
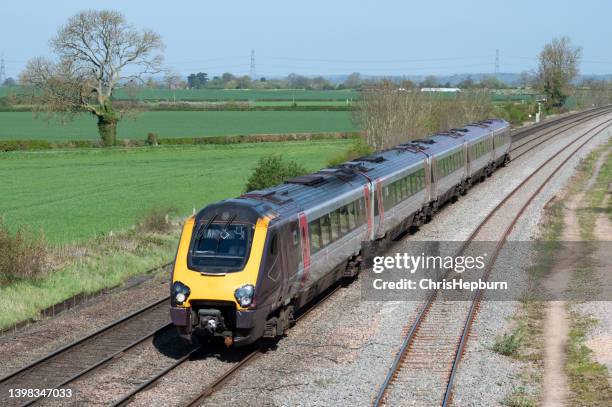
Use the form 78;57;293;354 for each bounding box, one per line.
170;119;510;346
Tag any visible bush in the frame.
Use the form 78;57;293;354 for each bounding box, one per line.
0;220;47;283
493;328;524;357
327;138;375;167
245;155;308;192
138;206;177;234
146;132;159;146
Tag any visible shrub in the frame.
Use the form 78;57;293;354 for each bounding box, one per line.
493;328;524;357
138;206;177;234
245;155;308;192
146;132;159;146
327;138;375;167
0;220;47;283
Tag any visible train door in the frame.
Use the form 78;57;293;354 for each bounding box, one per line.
425;156;435;202
297;212;310;288
463;141;470;178
374;179;384;238
280;220;301;303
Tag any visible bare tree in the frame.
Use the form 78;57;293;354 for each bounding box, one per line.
355;83;493;151
20;10;164;145
163;70;183;90
537;37;582;108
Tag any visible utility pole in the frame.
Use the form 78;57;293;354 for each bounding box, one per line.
0;54;6;85
250;49;256;81
494;49;500;75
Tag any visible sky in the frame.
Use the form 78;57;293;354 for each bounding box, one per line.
1;0;611;79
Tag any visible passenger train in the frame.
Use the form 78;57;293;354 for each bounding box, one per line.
170;119;511;346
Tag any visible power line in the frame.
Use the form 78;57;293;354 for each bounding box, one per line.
250;49;256;80
0;54;6;85
494;49;500;74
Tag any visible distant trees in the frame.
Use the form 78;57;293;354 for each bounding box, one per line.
537;37;582;107
187;72;208;89
420;75;438;88
20;10;164;146
1;77;16;87
343;72;362;89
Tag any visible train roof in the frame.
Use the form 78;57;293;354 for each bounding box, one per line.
196;119;509;223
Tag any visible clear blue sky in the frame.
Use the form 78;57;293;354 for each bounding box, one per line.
1;0;611;78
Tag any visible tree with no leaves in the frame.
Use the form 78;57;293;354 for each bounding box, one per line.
355;82;492;151
20;10;164;146
537;37;582;108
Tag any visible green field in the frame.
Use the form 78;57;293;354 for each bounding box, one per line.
0;111;356;141
0;86;359;101
0;140;352;245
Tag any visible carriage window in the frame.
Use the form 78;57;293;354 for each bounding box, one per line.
309;220;321;253
330;211;340;241
358;198;366;224
339;206;349;235
320;215;331;247
394;181;402;203
347;202;356;230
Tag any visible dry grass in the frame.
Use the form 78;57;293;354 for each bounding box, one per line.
137;206;177;234
0;219;48;284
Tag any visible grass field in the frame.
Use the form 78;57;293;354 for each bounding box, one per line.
0;111;356;141
0;140;352;245
0;86;359;101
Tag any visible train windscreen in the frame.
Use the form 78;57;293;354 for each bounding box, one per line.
189;221;254;272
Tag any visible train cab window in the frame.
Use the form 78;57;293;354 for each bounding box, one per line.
320;215;331;247
269;233;278;256
189;222;252;271
309;220;321;253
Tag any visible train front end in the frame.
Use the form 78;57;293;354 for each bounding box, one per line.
170;200;270;347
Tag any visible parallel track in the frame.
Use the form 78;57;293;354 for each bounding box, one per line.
0;298;171;406
372;116;612;406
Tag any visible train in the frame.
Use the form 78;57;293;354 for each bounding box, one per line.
170;119;511;346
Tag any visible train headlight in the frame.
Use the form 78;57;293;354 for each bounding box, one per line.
234;284;255;307
172;281;190;305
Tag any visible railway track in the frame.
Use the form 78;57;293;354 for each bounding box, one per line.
372;115;612;406
0;298;172;406
112;285;343;407
1;107;609;407
510;105;612;159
